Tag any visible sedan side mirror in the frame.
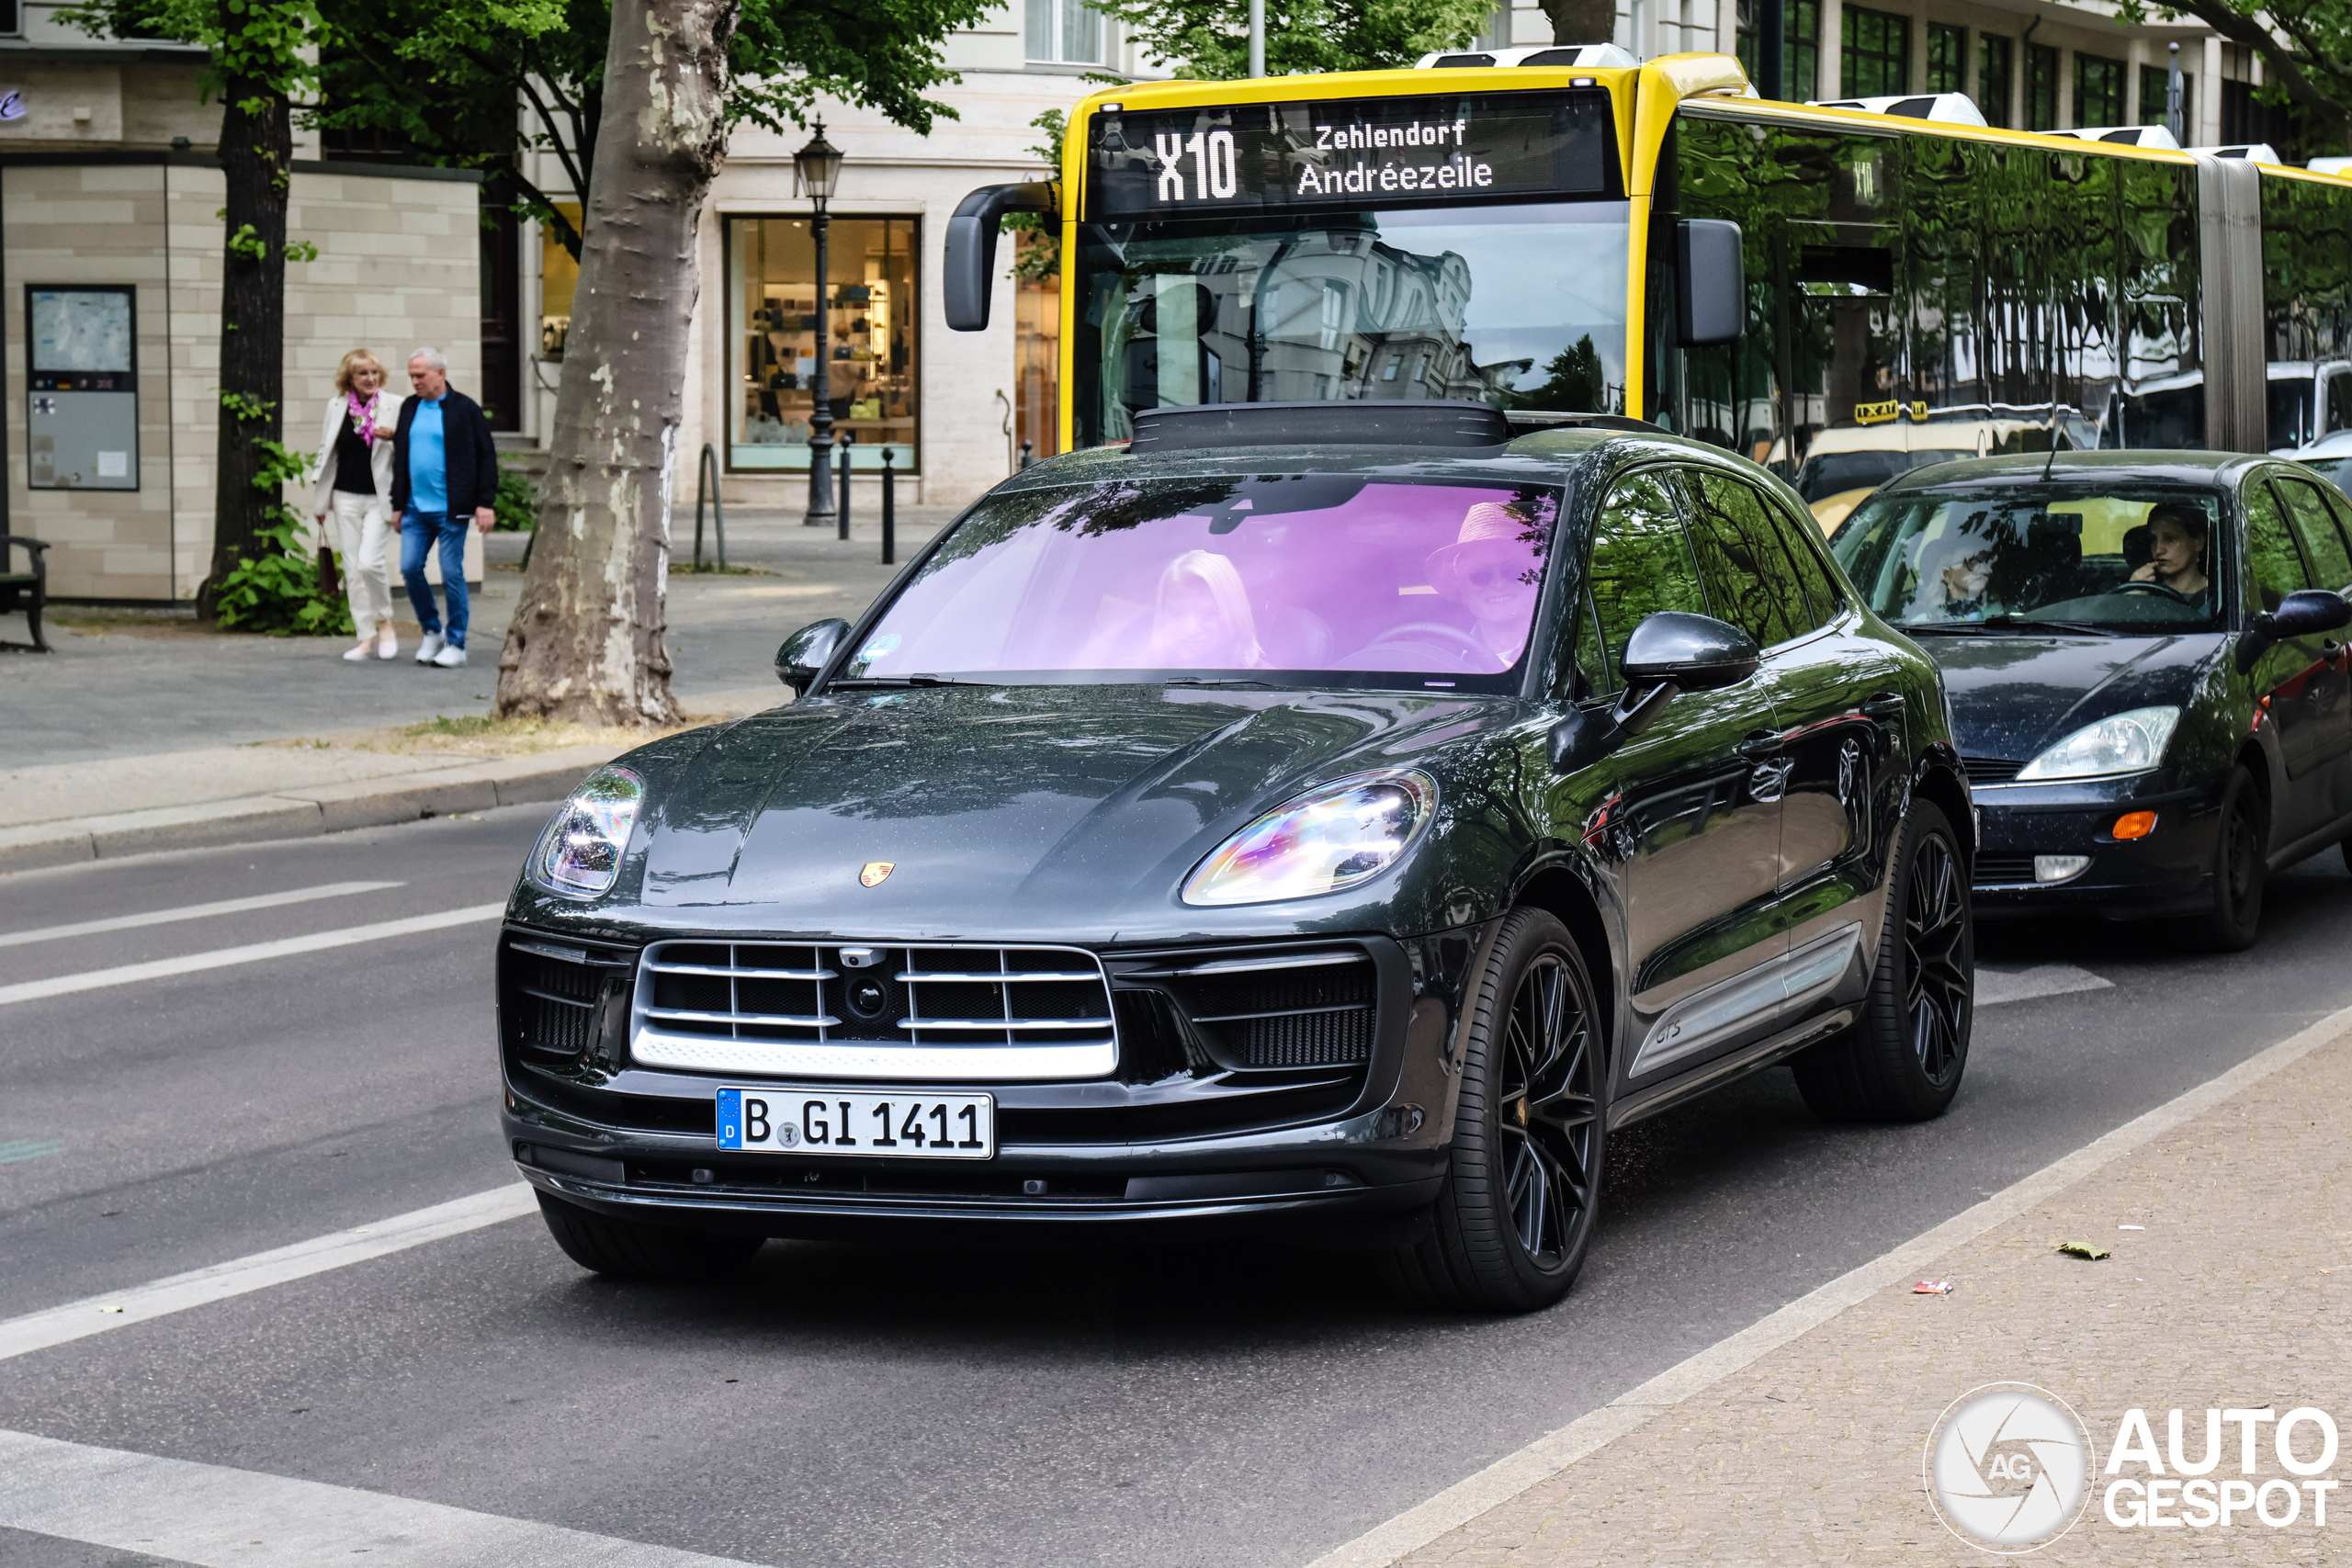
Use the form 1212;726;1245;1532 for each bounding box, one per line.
1620;611;1760;690
776;618;851;694
2235;589;2352;672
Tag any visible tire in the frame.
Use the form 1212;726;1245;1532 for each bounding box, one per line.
1792;800;1973;1123
2199;765;2267;953
1381;908;1606;1314
536;1192;763;1280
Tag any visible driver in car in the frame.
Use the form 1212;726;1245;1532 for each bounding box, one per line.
2129;502;2213;612
1427;502;1543;670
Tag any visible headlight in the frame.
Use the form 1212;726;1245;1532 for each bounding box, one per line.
1182;771;1436;907
2015;706;2181;781
529;765;645;897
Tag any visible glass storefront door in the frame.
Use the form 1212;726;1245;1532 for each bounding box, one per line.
727;215;919;472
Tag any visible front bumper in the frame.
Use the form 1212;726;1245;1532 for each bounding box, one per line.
1969;773;2220;919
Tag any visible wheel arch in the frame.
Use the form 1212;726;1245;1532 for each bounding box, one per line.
1510;857;1618;1062
1912;750;1974;863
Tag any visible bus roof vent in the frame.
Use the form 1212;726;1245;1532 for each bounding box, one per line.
1413;42;1639;70
2051;124;2179;150
2189;141;2281;164
1126;400;1511;452
1809;91;1986;126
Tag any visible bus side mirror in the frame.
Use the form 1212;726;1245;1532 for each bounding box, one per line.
1677;219;1745;346
944;183;1057;332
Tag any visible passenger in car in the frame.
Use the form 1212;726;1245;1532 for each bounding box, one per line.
1146;549;1268;669
1905;531;1993;620
1427;502;1544;668
2130;502;2213;610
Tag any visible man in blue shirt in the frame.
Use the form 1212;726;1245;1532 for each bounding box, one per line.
391;346;501;668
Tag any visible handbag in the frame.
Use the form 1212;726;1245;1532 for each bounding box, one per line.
317;544;340;598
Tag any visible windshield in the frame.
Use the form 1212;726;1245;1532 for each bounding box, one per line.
2299;455;2352;499
1831;485;2227;632
842;477;1559;692
1072;202;1629;448
1792;446;1974;503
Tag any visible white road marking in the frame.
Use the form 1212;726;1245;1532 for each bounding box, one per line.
0;881;403;951
1977;962;2114;1007
0;1427;756;1567
1304;1000;2352;1568
0;1184;536;1363
0;903;507;1008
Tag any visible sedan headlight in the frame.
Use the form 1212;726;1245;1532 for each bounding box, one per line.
529;765;645;897
1182;771;1436;907
2015;706;2181;782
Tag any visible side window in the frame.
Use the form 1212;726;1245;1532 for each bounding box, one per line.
1684;470;1811;649
2276;476;2352;590
2328;371;2352;438
1583;470;1709;694
2243;480;2313;613
1763;491;1844;630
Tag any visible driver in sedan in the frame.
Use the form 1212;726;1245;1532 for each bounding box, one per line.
1428;502;1544;670
2130;502;2213;613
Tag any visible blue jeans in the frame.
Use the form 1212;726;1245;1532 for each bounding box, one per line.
399;511;468;647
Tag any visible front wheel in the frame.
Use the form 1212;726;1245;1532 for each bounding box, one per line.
537;1192;763;1280
1792;799;1973;1122
1382;909;1606;1314
2199;765;2266;953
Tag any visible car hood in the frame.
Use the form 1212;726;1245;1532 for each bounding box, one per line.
632;684;1516;936
1921;633;2220;761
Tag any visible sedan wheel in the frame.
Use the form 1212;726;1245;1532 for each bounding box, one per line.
1382;908;1605;1314
2199;766;2266;953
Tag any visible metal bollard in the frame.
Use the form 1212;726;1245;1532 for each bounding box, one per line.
837;433;853;542
694;442;727;569
881;447;896;565
1018;438;1034;470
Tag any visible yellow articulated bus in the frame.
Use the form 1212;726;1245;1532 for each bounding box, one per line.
943;53;2352;517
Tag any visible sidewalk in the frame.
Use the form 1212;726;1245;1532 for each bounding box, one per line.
1370;1010;2352;1567
0;509;948;870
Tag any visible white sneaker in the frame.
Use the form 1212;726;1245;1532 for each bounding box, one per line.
431;643;469;668
414;632;446;664
376;632;399;660
342;644;373;662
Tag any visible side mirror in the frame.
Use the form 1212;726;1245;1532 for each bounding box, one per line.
1677;219;1745;346
944;182;1056;332
1620;611;1760;690
776;618;851;694
2236;589;2352;672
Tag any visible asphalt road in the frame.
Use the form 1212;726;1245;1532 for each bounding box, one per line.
3;809;2350;1567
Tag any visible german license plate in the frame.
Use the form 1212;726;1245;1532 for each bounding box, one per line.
714;1088;994;1159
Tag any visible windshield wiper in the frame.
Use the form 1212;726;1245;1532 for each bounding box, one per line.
1978;615;2119;637
1900;617;2117;637
828;674;990;689
1163;676;1278;688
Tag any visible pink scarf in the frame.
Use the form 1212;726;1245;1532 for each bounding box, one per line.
346;390;382;446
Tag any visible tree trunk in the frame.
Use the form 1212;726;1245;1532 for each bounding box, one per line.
1540;0;1617;48
492;0;734;724
200;69;290;620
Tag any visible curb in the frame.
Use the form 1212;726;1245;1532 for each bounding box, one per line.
0;745;623;873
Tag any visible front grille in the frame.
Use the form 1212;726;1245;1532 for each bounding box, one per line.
630;942;1116;1082
1973;852;2037;885
1158;951;1377;1070
501;934;636;1066
1962;756;2027;785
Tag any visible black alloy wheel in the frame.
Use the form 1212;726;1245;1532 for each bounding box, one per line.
536;1191;764;1280
1793;800;1973;1122
1382;908;1606;1314
2199;765;2267;953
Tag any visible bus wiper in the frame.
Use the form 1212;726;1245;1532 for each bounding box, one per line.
829;674;990;688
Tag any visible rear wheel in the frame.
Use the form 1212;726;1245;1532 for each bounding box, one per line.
1382;909;1605;1314
1792;800;1972;1122
536;1192;763;1280
2199;766;2267;953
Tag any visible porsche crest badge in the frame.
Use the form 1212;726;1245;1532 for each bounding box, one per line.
860;861;895;887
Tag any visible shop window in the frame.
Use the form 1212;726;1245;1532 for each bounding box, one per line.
1840;6;1909;99
539;204;582;366
727;215;919;473
2026;42;2059;131
1978;36;2013;128
2140;64;2191;129
2075;52;2125;127
1926;23;1964;95
1026;0;1102;63
1014;231;1060;465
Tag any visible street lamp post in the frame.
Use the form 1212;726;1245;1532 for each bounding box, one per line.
794;124;845;528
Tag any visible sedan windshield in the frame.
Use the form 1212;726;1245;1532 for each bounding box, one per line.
843;477;1559;692
1832;485;2227;632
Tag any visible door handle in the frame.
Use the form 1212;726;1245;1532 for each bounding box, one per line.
1735;729;1782;759
1860;691;1906;719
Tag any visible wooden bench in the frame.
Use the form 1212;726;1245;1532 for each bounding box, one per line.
0;534;50;652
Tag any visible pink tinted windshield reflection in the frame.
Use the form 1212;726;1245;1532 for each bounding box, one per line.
851;482;1555;679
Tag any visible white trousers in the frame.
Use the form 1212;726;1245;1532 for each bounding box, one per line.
326;490;396;637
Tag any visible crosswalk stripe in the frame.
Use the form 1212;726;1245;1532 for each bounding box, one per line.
0;880;404;951
0;1183;537;1363
0;903;508;1007
0;1427;758;1567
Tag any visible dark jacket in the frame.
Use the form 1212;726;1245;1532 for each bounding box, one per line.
390;386;501;517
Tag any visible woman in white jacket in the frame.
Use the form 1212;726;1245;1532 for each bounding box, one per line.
311;349;402;660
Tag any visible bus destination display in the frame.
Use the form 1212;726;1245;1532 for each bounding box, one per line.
1085;90;1615;220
